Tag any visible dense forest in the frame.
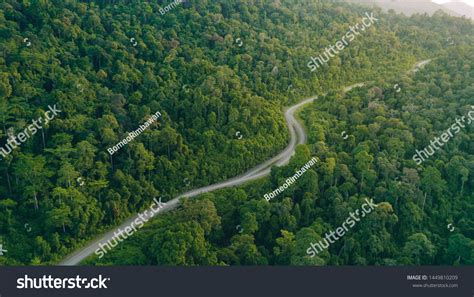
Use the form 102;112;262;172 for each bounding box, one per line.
86;48;473;265
0;0;472;265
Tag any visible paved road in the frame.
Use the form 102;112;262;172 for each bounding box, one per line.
59;92;322;265
60;60;431;265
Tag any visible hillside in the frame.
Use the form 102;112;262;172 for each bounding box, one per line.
345;0;462;17
87;48;474;266
441;1;474;19
0;0;472;265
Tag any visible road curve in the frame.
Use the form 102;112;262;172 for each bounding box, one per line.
59;92;321;265
60;60;431;265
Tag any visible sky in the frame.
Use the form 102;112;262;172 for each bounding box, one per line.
432;0;474;6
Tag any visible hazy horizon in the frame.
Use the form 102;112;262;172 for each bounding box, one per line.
432;0;474;6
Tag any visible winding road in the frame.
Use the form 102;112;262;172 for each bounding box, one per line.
59;92;321;265
60;60;431;265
